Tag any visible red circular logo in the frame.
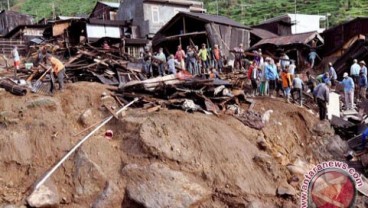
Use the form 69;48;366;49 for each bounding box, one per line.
308;169;356;207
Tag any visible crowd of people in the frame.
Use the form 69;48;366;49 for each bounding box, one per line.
140;43;250;78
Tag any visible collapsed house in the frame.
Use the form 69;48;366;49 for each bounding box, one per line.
249;31;324;70
321;17;368;77
152;12;250;59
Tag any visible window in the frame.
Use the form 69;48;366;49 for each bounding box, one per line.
152;6;159;23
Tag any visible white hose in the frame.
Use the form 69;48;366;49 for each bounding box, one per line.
34;98;138;190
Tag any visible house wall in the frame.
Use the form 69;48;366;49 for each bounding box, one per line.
142;3;189;37
288;14;325;34
91;3;117;20
118;0;190;38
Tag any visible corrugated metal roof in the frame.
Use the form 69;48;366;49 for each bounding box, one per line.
99;1;120;8
250;28;278;39
180;12;250;29
252;31;321;48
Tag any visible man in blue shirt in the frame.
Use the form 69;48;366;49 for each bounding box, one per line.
265;57;278;97
350;59;360;84
340;72;355;110
308;50;320;69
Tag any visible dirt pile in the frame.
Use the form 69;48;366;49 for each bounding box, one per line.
0;82;350;207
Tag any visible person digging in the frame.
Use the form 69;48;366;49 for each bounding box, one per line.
46;54;65;94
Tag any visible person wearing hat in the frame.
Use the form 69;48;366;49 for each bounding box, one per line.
313;81;331;120
340;72;355;110
350;59;360;84
359;71;367;101
360;60;367;80
328;62;337;86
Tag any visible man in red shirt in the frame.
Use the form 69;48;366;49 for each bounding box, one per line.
212;44;223;73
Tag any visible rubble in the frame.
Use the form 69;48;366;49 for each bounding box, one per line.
27;182;59;208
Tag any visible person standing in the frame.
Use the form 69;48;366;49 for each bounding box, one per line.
167;55;177;75
175;45;186;70
155;48;166;76
360;60;367;80
279;52;290;70
359;71;367;101
143;47;152;77
350;59;360;84
247;62;258;97
289;60;296;80
212;44;223;73
328;62;337;86
11;46;20;78
198;43;209;73
292;74;304;106
340;72;355;110
313;81;331;120
46;54;65;93
233;43;244;70
265;58;278;97
186;47;197;75
281;68;292;102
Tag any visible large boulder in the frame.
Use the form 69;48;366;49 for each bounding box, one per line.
26;182;59;208
122;163;211;208
72;150;107;202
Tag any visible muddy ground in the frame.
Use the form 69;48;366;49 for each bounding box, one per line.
0;82;364;207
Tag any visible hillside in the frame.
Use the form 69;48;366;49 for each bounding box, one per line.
203;0;368;27
7;0;368;27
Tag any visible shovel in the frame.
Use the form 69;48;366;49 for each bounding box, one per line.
31;67;51;93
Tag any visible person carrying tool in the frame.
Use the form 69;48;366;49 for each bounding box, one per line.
46;54;65;93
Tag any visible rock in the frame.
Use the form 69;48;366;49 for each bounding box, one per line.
326;135;349;159
256;137;268;150
72;150;106;201
79;109;93;126
26;98;57;109
27;182;59;208
261;110;273;123
277;183;297;196
92;181;122;208
122;163;211;208
312;121;334;136
246;200;277;208
282;200;298;208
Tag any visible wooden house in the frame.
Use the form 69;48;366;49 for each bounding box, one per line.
0;10;33;36
117;0;206;38
153;12;250;59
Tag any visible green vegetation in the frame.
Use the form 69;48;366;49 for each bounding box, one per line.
201;0;368;27
7;0;368;27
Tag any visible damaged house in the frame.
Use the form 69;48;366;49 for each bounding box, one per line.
249;31;324;70
153;12;250;59
321;17;368;77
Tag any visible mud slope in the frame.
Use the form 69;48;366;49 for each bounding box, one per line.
0;82;343;207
